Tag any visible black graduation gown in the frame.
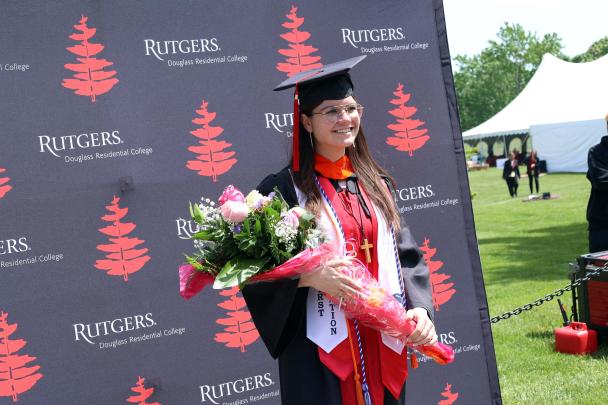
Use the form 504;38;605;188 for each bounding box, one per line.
242;167;434;405
587;136;608;231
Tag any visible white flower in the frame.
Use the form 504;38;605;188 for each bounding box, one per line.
245;190;264;209
274;218;298;250
304;229;325;248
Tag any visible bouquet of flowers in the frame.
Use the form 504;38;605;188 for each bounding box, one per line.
180;185;325;293
179;186;454;365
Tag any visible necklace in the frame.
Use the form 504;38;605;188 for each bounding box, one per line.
335;178;374;264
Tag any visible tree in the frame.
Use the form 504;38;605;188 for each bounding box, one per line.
126;376;160;405
186;100;237;182
95;196;151;282
62;15;118;102
0;311;43;402
569;37;608;62
419;238;456;311
214;286;259;352
454;23;563;131
385;83;430;156
276;5;323;77
438;383;459;405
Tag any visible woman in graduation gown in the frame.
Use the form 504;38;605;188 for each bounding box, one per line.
242;56;436;405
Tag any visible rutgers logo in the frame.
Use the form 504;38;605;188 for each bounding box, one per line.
199;373;274;404
62;15;119;102
38;130;122;158
176;218;200;240
144;38;220;61
264;112;294;135
341;27;406;48
73;313;156;344
0;237;29;255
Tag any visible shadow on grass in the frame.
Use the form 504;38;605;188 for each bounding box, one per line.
479;222;588;284
590;345;608;359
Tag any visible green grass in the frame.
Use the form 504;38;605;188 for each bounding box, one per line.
468;169;608;405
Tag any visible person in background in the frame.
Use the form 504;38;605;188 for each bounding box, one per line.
502;151;520;197
526;149;540;194
512;148;522;163
586;115;608;252
485;152;497;168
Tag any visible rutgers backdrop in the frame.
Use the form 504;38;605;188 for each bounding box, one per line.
0;1;501;404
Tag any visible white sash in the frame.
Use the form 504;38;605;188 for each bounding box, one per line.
294;182;406;355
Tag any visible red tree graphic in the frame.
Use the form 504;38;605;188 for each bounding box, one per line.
276;5;323;77
62;15;118;102
95;196;150;282
126;376;161;405
386;83;430;156
420;238;456;311
0;167;12;200
186;100;237;182
438;383;459;405
0;311;43;402
214;287;260;352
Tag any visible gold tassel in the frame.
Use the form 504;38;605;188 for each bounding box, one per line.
347;323;365;405
354;374;365;405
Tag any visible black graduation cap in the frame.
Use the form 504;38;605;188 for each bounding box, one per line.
274;55;367;171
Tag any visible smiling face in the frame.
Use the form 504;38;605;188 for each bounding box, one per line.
301;96;361;161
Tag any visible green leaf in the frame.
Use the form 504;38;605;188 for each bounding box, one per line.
190;202;204;223
192;230;215;240
185;255;205;270
254;218;262;234
213;256;270;289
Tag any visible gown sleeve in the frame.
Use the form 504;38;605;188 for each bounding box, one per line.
241;169;308;358
395;220;434;322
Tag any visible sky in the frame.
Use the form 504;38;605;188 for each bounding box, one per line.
442;0;607;60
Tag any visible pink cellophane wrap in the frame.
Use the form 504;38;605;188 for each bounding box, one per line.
180;242;454;365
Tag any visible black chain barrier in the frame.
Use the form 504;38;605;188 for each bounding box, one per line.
490;262;608;324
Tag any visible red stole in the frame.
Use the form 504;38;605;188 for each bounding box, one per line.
316;176;408;405
314;154;354;180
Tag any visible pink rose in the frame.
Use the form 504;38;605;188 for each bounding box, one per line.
220;200;250;223
289;206;307;219
282;210;300;230
179;264;215;300
218;185;245;206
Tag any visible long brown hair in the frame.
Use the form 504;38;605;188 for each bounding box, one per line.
291;104;401;230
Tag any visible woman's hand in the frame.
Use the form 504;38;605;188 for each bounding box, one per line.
405;308;437;346
298;257;361;300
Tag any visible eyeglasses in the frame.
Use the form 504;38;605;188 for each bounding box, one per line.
311;104;364;123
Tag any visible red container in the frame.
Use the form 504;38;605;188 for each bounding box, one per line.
555;322;598;355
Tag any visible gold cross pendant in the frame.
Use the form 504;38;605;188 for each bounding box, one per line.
360;238;374;263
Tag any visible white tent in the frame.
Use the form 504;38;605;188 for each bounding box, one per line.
463;54;608;172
